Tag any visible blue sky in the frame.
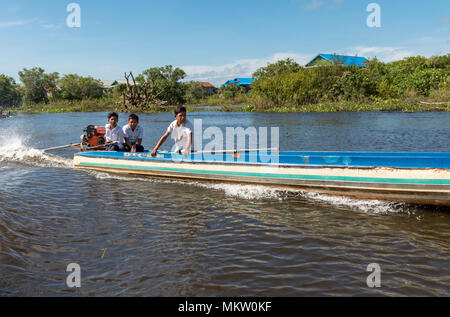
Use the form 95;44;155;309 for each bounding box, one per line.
0;0;449;86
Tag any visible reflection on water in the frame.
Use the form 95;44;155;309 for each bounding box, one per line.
0;111;449;296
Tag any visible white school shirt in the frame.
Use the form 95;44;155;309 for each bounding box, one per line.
123;124;144;144
167;119;193;152
105;123;124;144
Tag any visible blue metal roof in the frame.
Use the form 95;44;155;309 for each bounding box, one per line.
235;78;254;85
223;78;255;86
308;54;368;67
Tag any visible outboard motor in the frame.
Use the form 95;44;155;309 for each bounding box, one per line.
81;125;106;150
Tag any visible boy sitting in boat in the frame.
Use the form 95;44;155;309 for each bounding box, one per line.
151;106;193;156
105;112;125;151
123;113;144;152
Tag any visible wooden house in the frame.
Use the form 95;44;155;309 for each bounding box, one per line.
305;54;368;67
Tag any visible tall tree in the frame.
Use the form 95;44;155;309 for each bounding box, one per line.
59;74;103;100
18;67;59;104
185;81;210;102
253;58;302;80
138;65;187;105
0;74;21;108
219;82;245;99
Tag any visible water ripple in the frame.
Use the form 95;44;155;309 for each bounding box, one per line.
1;112;449;296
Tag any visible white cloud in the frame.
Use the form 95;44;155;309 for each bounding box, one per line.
41;24;61;30
384;51;414;62
353;46;400;55
0;18;36;28
352;46;413;62
181;52;313;86
304;0;324;10
304;0;343;10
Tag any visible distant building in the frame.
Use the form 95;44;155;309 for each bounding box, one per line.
198;82;217;94
223;78;255;92
305;54;368;67
100;80;129;89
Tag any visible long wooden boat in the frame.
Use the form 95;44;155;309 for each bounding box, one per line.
73;150;450;206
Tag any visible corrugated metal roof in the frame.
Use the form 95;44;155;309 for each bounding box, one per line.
223;78;255;86
234;78;255;85
199;82;215;88
100;80;129;88
307;54;368;67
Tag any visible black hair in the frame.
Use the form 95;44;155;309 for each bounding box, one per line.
107;111;119;119
174;105;187;115
128;113;139;122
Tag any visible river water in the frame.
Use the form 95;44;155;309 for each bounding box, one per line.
0;111;449;296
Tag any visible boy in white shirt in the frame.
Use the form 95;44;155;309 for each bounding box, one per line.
151;106;193;156
123;113;144;152
105;112;125;151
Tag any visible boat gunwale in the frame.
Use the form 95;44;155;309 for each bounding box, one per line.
74;152;450;170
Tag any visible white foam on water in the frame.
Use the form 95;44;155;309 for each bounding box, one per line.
83;169;409;211
196;182;283;200
79;163;413;213
0;133;72;168
187;183;408;212
298;191;406;214
85;169;285;200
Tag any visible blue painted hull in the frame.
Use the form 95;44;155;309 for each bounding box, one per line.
73;150;450;206
76;150;450;169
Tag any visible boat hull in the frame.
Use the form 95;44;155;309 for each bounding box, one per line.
73;151;450;206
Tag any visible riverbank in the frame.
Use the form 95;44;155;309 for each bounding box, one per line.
15;98;114;114
221;100;450;112
13;98;450;114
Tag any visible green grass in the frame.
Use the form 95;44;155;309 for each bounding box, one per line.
243;98;450;113
17;98;116;114
14;96;450;114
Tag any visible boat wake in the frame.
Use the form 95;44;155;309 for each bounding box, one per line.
298;191;409;214
0;134;72;168
196;183;284;200
202;185;410;214
86;169;283;200
84;169;409;214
